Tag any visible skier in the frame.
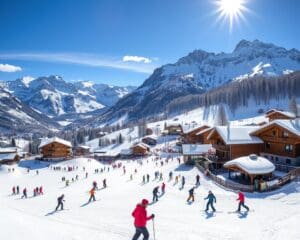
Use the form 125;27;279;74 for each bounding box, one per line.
12;186;16;195
159;172;163;181
146;174;150;183
55;194;65;211
39;186;43;195
187;187;195;202
88;187;96;202
21;188;27;199
236;191;249;212
169;171;173;181
175;175;179;184
86;172;88;178
161;182;166;194
93;181;98;190
103;179;107;188
131;199;154;240
196;174;200;186
130;174;133;181
152;186;159;202
181;176;185;189
204;190;216;212
66;179;69;187
142;175;145;184
16;185;20;195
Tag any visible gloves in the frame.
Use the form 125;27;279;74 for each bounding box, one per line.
151;214;155;218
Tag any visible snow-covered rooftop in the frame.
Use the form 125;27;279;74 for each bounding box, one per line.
182;144;213;155
0;153;18;162
0;147;18;153
224;154;275;175
266;109;296;118
195;127;213;136
208;126;264;145
134;142;150;150
39;137;72;149
251;119;300;137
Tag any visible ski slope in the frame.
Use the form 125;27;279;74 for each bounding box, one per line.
1;154;300;240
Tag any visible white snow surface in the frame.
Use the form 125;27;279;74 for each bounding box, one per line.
1;153;300;240
224;155;276;174
39;137;72;148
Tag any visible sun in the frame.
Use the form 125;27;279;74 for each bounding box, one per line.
215;0;249;32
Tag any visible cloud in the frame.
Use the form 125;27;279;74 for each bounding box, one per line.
0;53;157;74
122;55;152;64
0;63;22;72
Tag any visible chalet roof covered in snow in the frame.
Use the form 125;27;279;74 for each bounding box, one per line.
39;137;72;149
133;142;150;150
224;154;275;175
0;153;18;162
208;126;264;145
251;119;300;137
182;144;213;155
182;124;210;134
0;147;18;153
266;109;296;118
196;127;213;136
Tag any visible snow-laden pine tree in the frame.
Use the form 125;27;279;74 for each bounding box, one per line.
214;104;228;126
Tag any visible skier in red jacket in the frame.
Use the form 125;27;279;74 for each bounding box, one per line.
237;191;249;212
131;199;154;240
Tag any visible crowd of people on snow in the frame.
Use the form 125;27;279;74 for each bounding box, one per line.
7;152;252;240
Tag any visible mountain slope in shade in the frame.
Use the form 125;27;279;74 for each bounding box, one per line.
0;87;60;134
83;39;300;127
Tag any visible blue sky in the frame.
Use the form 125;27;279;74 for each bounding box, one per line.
0;0;299;86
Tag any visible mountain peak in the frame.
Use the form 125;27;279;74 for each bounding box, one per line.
233;39;279;53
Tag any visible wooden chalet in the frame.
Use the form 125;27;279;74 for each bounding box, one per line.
142;135;157;146
250;119;300;166
224;154;275;184
165;124;183;135
195;127;214;144
0;147;20;165
182;125;211;144
132;143;150;156
266;109;296;122
39;137;72;160
207;126;264;163
74;145;91;156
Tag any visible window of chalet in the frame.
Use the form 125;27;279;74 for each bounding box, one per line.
275;157;279;162
286;159;291;165
265;142;271;149
282;131;289;138
272;130;276;137
284;144;293;153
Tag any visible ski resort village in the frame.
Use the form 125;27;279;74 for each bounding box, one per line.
1;0;300;239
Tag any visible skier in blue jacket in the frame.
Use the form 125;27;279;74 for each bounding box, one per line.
204;190;216;212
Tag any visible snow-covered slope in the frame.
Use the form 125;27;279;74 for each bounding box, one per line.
80;40;300;127
1;155;300;240
1;76;136;117
0;86;60;133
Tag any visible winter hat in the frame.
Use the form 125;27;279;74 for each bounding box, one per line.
141;199;149;205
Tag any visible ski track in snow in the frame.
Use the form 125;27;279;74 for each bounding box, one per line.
1;154;300;240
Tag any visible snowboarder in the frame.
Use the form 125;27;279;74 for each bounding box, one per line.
88;187;96;202
181;176;185;189
196;174;200;186
161;182;166;194
152;186;159;202
55;194;65;211
103;179;107;188
131;199;154;240
187;187;195;202
204;190;216;212
21;188;27;199
237;191;249;212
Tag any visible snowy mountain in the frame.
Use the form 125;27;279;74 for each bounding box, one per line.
0;86;60;134
86;39;300;126
1;76;136;117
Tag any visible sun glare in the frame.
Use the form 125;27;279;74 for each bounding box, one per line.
215;0;249;32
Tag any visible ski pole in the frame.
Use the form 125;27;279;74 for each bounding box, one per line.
152;218;156;240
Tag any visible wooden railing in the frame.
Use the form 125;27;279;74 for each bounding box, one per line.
195;162;300;193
